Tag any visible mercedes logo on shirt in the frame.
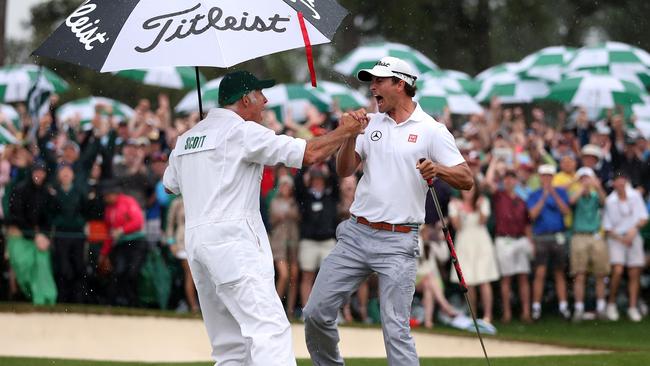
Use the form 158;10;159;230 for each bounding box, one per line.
370;130;382;141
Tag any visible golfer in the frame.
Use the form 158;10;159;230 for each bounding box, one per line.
303;56;473;365
163;70;367;366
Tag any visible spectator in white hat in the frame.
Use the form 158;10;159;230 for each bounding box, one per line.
569;167;609;321
581;144;613;190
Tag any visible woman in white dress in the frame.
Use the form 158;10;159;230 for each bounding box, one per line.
448;183;500;323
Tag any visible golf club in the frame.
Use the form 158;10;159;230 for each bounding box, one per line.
419;158;492;366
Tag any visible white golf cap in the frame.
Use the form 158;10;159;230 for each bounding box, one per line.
537;164;557;175
581;144;602;159
576;166;596;178
357;56;418;86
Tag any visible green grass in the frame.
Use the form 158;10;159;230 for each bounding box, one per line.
2;303;650;365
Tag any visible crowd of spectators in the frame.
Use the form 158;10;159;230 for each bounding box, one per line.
0;91;649;328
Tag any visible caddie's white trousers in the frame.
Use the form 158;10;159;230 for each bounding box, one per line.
186;214;296;366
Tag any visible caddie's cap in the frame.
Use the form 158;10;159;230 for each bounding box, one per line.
357;56;417;86
218;71;275;106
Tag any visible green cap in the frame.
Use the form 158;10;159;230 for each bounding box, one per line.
218;71;275;106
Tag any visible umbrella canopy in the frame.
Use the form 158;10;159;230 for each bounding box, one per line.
57;96;135;128
474;72;550;104
415;79;482;115
566;42;650;88
475;62;520;81
334;42;438;77
0;104;20;143
310;81;368;110
516;46;576;83
175;77;223;114
541;73;647;109
418;69;480;96
114;66;207;89
0;64;69;103
33;0;347;72
265;83;331;121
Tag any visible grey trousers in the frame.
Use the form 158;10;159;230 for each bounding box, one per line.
303;219;420;366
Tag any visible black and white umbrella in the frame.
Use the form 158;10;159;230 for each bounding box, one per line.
33;0;347;114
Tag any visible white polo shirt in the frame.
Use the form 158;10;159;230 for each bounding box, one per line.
163;108;306;228
603;187;648;237
349;103;465;224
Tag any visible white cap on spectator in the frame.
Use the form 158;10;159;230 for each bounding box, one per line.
595;121;611;135
581;144;602;159
357;56;418;86
576;166;596;178
538;164;556;175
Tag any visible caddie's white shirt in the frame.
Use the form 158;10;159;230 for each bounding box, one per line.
350;103;465;224
163;108;306;228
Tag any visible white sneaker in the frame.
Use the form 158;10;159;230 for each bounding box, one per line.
532;307;542;321
572;309;584;323
559;307;571;320
627;307;642;322
606;303;619;321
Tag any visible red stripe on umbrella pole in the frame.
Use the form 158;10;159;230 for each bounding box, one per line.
297;11;317;87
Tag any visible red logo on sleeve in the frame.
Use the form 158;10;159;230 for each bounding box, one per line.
408;134;418;143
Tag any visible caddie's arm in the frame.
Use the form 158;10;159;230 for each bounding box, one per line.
303;112;367;166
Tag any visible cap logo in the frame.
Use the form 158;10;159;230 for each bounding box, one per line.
375;60;390;67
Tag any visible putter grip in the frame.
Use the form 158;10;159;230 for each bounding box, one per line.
418;158;434;186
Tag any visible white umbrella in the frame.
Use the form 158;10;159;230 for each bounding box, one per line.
34;0;348;114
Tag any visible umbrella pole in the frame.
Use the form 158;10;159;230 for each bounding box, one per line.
195;66;204;118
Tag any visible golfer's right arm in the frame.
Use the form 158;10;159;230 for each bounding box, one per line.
336;137;361;177
302;114;365;166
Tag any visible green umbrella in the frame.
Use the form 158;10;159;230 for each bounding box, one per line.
175;78;223;114
475;62;520;81
415;78;482;115
418;69;480;96
566;41;650;88
0;64;69;103
57;97;135;128
114;67;206;89
334;41;438;77
310;81;368;110
265;84;331;121
541;72;647;109
475;72;550;104
516;46;576;83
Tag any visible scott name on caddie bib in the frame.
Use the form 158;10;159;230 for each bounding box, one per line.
185;135;206;150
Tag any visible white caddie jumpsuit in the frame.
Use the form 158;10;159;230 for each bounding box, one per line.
163;108;306;366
